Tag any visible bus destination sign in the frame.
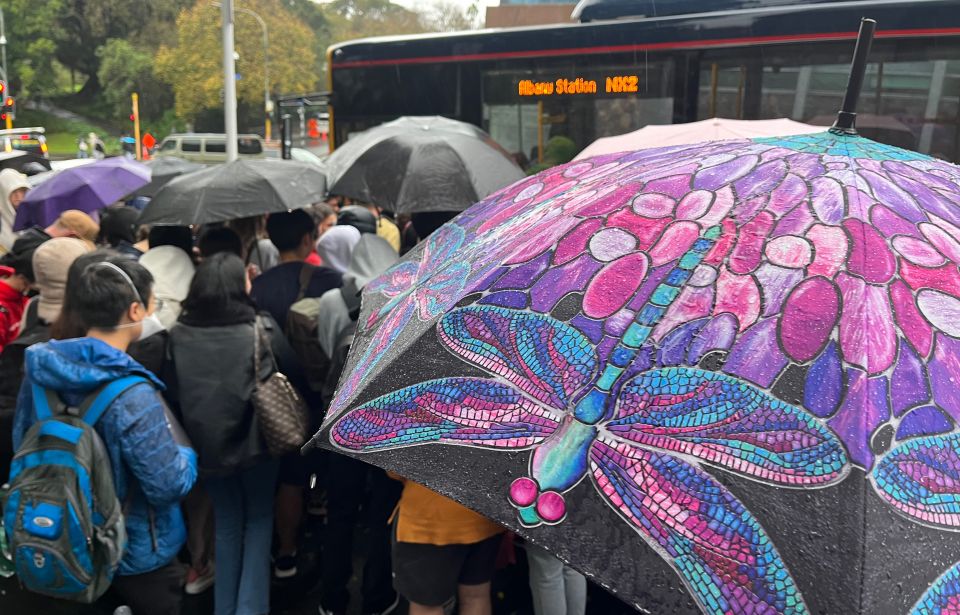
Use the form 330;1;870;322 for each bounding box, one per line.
518;75;639;97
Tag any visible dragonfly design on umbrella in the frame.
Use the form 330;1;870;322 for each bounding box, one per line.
332;225;850;615
871;432;960;614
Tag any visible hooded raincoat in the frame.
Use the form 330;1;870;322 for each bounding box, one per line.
316;234;398;361
0;169;30;255
12;337;198;576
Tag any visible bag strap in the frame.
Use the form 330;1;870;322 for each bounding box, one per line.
80;375;149;427
253;316;278;379
295;263;314;302
33;375;149;425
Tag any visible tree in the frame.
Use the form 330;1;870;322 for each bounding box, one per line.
422;1;482;32
323;0;427;41
3;0;191;99
155;0;317;121
97;39;170;122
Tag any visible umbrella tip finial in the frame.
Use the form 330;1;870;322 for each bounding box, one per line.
831;17;877;136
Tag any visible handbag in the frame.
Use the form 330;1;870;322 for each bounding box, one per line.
251;317;309;456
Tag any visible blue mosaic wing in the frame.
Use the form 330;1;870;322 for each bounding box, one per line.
608;367;848;487
871;433;960;528
911;561;960;615
438;305;597;412
589;437;808;615
331;377;561;451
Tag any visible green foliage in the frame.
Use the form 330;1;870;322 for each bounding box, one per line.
15;108;119;156
97;39;171;123
527;136;580;174
155;0;318;121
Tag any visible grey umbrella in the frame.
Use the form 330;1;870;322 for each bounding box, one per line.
135;157;204;198
325;116;524;214
138;159;326;225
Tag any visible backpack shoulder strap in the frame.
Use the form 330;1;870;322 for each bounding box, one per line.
31;383;62;420
295;263;315;302
79;375;151;427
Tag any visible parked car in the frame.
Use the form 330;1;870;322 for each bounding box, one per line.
154;133;265;164
263;146;325;165
0;127;49;159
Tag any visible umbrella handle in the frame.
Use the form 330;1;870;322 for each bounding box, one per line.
831;17;877;135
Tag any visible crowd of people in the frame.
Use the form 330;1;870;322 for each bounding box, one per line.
0;165;588;615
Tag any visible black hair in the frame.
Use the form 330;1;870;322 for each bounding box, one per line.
412;211;458;239
98;207;140;246
148;225;193;256
70;256;153;330
337;206;377;235
266;209;315;252
0;228;50;281
179;252;255;325
198;225;244;259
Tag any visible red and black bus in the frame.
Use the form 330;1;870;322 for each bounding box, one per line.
326;0;960;162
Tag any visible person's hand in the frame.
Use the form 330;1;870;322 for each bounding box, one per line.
246;263;261;282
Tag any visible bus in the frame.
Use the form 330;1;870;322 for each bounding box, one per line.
325;0;960;164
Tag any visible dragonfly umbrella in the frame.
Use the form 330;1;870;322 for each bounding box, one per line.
138;159;326;225
324;116;525;214
308;128;960;614
13;157;149;229
134;157;204;198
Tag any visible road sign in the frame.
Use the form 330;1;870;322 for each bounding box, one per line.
142;133;156;149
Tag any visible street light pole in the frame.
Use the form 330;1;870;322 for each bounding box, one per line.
212;2;271;142
221;0;238;161
0;7;9;87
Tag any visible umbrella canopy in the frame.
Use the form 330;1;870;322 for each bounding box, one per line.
575;117;824;160
135;156;204;198
138;158;326;225
325;116;525;214
311;131;960;614
14;157;149;230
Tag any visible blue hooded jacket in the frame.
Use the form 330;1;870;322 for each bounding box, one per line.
12;337;198;576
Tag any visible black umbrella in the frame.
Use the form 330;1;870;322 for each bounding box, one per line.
325;116;524;214
135;156;204;198
138;159;326;225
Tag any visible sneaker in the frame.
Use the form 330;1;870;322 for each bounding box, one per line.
364;592;400;615
318;607;344;615
184;565;215;595
274;553;298;579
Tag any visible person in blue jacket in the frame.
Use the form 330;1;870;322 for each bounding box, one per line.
12;256;198;615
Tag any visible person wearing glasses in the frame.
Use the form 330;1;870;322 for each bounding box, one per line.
11;257;198;615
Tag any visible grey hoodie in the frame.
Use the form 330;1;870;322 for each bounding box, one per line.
316;234;398;360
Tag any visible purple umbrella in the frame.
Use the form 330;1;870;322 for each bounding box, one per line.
13;157;150;230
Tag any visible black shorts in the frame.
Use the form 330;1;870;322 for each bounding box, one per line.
392;530;503;607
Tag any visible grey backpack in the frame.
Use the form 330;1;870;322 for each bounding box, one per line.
3;376;146;602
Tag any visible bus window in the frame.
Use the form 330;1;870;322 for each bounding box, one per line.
699;41;960;159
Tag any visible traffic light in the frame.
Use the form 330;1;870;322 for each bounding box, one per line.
1;96;14;121
0;81;6;97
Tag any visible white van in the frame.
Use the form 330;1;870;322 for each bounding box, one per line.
154;133;265;164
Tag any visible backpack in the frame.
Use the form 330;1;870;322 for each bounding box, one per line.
286;263;330;393
2;375;147;603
